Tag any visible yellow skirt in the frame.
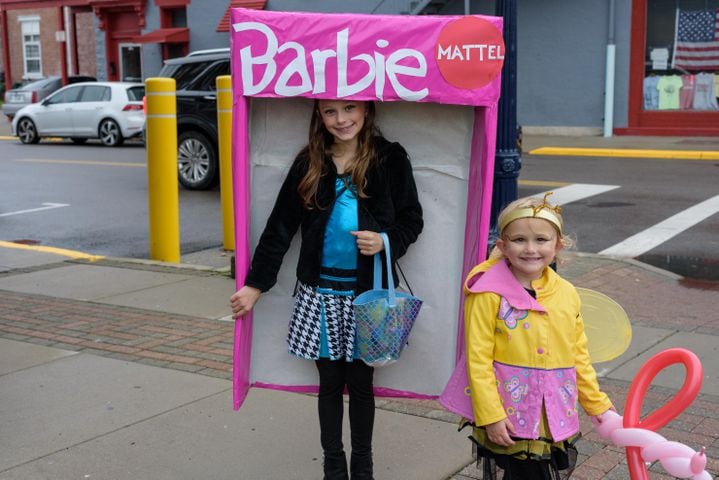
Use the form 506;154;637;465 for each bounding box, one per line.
461;409;579;464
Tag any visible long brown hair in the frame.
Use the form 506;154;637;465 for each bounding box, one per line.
297;100;379;208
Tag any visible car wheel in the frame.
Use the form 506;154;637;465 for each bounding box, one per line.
98;119;124;147
17;118;40;144
177;131;219;190
71;138;88;145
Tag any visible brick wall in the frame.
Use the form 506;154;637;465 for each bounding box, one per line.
5;8;98;85
7;8;59;84
74;11;96;78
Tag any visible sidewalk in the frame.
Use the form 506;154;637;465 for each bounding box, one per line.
2;121;718;478
1;243;718;479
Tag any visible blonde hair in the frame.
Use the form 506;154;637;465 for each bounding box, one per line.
489;194;575;262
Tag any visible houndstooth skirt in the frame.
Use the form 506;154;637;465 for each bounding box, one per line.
287;281;356;362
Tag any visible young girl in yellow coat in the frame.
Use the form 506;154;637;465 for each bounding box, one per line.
464;194;614;479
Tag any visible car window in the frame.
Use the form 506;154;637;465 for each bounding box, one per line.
194;61;230;92
80;85;110;102
126;86;145;101
171;61;212;90
19;78;51;90
45;86;83;105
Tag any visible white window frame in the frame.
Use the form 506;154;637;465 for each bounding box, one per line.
19;15;42;79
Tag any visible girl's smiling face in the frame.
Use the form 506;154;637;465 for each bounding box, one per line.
317;100;367;145
496;217;563;288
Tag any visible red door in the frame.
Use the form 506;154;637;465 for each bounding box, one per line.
104;10;141;81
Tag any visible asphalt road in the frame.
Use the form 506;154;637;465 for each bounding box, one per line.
1;135;717;280
0;138;223;259
519;153;719;280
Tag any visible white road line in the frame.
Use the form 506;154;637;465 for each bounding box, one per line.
0;202;70;217
531;183;620;205
600;194;719;257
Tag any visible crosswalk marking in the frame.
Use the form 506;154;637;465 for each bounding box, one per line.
530;183;620;205
599;194;719;257
0;203;70;217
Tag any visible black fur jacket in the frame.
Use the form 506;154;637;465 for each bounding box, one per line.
244;136;423;294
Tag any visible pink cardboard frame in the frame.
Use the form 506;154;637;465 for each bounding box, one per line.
230;8;502;410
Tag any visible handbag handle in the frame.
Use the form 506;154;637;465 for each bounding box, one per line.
373;233;397;307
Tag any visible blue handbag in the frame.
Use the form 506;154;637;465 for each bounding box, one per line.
353;233;423;367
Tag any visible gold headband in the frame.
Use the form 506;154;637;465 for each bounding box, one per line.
498;192;563;235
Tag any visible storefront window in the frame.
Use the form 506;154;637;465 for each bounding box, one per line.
644;0;719;111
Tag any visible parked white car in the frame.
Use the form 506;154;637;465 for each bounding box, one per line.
12;81;145;147
2;75;96;119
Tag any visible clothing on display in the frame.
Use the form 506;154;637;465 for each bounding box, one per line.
643;72;718;110
679;74;695;109
657;75;683;109
643;76;660;110
692;72;719;110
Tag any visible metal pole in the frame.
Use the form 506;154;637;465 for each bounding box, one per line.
216;75;235;251
145;77;180;262
603;0;616;137
490;0;521;236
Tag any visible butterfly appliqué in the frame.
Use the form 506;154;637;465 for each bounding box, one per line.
503;375;529;404
558;380;575;404
497;297;528;329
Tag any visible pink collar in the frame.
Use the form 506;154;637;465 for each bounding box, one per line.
466;260;547;312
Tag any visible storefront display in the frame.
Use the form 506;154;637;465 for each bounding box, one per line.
643;1;719;112
624;0;719;135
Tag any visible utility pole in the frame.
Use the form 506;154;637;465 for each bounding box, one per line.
490;0;520;239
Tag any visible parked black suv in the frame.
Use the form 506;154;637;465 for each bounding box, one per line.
157;49;230;190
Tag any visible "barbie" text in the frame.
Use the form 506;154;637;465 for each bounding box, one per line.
232;22;429;101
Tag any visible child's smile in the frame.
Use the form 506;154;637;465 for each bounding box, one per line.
496;217;563;288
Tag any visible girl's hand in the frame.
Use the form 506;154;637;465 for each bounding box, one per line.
350;230;384;256
230;286;261;318
485;418;516;446
592;405;617;424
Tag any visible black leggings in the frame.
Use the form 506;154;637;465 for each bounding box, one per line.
315;358;375;458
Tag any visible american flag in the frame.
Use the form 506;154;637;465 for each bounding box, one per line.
672;8;719;71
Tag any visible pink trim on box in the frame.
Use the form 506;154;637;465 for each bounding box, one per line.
229;7;503;410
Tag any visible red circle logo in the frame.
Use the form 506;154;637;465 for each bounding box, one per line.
436;17;505;90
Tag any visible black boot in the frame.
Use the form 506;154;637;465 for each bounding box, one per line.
350;452;374;480
323;450;349;480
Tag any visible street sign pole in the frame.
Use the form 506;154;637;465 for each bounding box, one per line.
490;0;521;244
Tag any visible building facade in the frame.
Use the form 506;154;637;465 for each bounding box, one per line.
1;0;717;135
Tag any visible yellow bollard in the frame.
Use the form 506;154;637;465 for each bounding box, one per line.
216;75;235;251
145;77;180;263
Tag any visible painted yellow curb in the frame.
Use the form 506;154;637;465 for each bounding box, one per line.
529;147;719;161
0;135;64;142
0;240;105;262
16;159;146;168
